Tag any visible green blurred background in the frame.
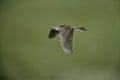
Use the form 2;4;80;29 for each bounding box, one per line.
0;0;120;80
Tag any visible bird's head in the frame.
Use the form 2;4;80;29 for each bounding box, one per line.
52;25;68;32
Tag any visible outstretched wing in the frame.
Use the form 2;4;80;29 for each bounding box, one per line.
78;26;87;31
74;26;87;31
59;29;74;55
48;29;59;39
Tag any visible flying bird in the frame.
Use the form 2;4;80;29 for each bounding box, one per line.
48;25;87;55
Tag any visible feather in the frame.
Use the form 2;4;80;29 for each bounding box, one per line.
48;29;59;39
59;29;74;55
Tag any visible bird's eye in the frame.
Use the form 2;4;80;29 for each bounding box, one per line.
52;26;56;28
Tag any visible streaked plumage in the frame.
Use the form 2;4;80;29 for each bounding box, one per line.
48;25;87;55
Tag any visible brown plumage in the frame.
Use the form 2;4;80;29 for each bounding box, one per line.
48;25;87;55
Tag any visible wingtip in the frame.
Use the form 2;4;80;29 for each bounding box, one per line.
48;36;53;39
65;52;74;55
48;29;59;39
74;26;87;31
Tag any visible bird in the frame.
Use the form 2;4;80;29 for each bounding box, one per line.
48;25;87;55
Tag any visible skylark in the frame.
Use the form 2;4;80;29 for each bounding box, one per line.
48;25;87;55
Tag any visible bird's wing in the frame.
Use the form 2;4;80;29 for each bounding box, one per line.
74;26;87;31
59;29;74;55
48;29;60;39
